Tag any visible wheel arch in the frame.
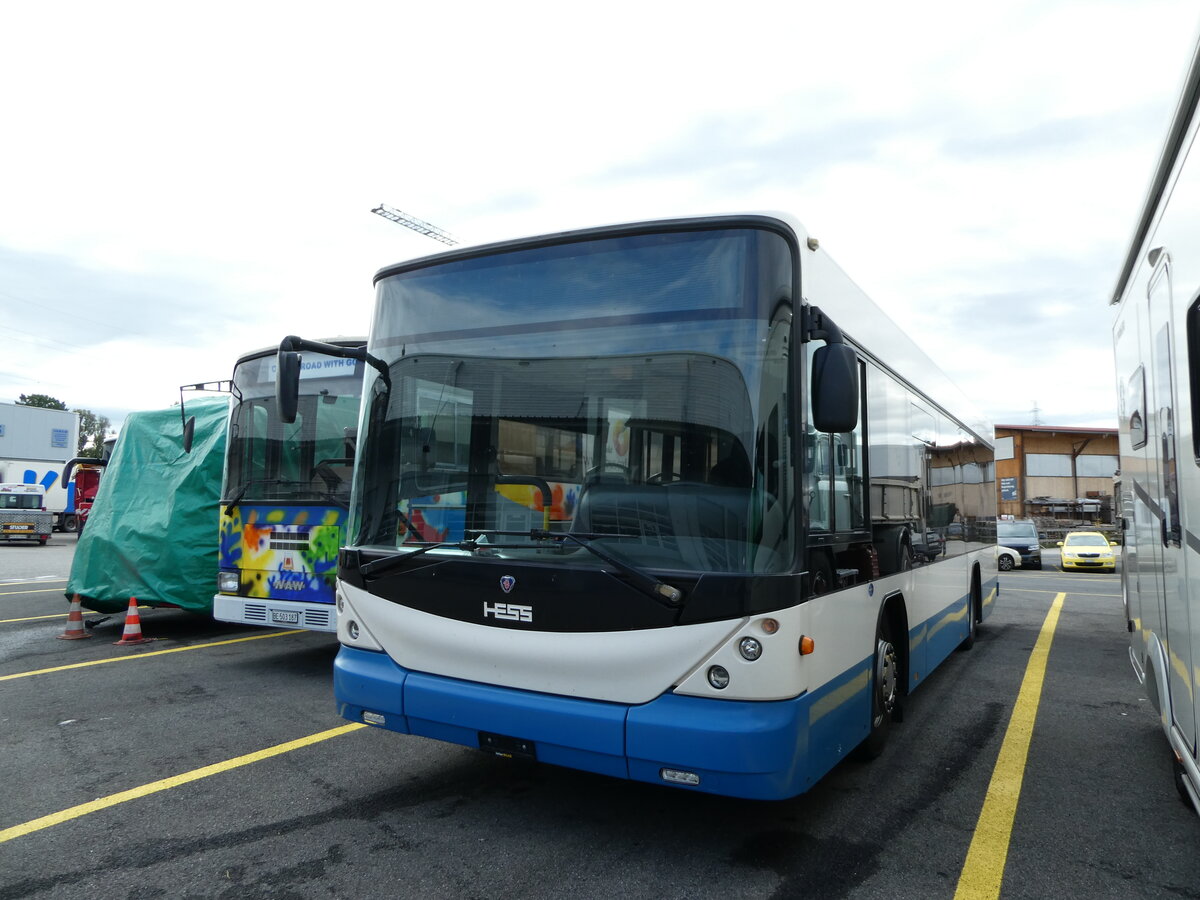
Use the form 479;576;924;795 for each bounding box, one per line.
970;563;982;623
1143;633;1172;734
877;590;911;697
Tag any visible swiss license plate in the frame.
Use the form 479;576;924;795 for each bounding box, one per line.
479;732;537;760
4;524;32;531
270;609;301;624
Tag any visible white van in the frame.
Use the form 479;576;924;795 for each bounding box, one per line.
0;483;52;544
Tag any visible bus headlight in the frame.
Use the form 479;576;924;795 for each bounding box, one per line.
217;571;239;593
707;665;730;690
739;637;763;660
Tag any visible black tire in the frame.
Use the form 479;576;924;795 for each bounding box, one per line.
997;553;1014;571
958;590;978;651
856;616;898;759
874;526;912;575
1174;757;1196;811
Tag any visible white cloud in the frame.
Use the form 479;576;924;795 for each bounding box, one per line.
0;0;1196;434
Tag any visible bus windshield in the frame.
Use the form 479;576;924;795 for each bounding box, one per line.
358;226;796;574
226;351;364;504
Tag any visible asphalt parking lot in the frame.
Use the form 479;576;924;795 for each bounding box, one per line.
0;539;1196;899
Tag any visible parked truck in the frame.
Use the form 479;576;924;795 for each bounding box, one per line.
0;402;82;531
61;456;108;534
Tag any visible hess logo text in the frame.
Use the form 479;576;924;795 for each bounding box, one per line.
484;602;533;623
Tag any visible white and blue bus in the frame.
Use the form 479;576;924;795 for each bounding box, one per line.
279;214;997;799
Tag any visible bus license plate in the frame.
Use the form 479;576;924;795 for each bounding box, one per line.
271;610;301;624
479;732;537;760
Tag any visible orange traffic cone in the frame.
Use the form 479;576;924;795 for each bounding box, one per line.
113;597;154;645
57;594;92;640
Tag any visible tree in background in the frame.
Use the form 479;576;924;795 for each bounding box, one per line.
75;409;112;458
17;393;67;410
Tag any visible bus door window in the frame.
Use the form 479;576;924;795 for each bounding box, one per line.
805;349;866;535
1155;322;1182;547
1148;256;1181;548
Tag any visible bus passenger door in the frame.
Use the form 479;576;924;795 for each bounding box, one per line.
1147;254;1196;751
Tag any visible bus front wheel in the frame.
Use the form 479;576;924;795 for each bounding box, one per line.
857;618;898;759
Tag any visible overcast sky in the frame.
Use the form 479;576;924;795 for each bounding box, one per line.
2;1;1197;435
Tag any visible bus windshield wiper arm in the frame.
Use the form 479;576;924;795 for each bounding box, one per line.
359;538;481;579
478;529;686;608
358;530;685;608
223;478;301;516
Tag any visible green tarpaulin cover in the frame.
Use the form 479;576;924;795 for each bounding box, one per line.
67;398;227;614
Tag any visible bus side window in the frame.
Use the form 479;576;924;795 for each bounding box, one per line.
1129;365;1147;451
1187;298;1200;462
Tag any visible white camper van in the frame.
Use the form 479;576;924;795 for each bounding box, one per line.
1111;31;1200;812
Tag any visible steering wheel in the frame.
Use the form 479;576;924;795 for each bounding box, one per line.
646;471;682;484
586;463;630;482
309;457;352;491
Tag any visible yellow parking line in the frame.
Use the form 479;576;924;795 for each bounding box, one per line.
0;606;150;624
0;588;71;596
0;723;367;843
0;630;305;681
954;592;1064;900
1003;587;1118;597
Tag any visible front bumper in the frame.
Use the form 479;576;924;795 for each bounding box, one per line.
1061;556;1115;571
213;594;337;631
333;645;871;801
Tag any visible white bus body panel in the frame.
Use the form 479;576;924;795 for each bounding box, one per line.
1112;31;1200;807
338;547;988;706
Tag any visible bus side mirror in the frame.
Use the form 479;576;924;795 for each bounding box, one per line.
277;350;301;424
182;416;196;454
811;343;859;434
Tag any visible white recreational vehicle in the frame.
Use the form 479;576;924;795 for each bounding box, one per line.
1111;32;1200;812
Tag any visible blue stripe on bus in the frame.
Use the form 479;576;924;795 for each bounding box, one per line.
333;644;875;800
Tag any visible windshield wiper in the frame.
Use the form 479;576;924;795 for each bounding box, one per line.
360;529;685;608
359;538;485;579
223;478;304;516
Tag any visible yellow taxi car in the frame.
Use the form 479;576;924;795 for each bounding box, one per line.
1057;531;1118;572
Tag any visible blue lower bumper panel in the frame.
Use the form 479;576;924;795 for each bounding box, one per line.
333;646;867;800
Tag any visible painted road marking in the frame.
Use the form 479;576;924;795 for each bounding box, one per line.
0;606;149;624
954;592;1065;900
0;630;304;681
0;588;73;597
1003;586;1118;597
0;723;367;843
